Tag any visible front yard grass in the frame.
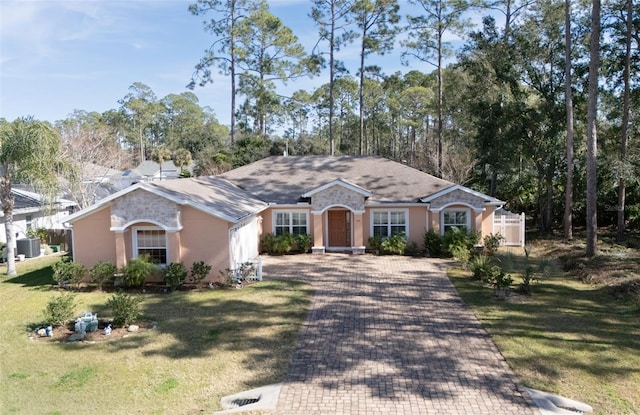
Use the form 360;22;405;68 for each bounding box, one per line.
449;235;640;415
0;256;311;415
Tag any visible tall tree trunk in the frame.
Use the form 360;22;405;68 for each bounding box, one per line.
563;0;575;240
329;1;336;155
230;2;237;144
437;33;444;178
586;0;600;257
358;30;366;155
1;175;16;276
616;0;632;243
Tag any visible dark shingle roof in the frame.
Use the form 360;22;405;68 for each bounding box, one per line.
218;156;455;204
145;176;269;222
13;190;41;210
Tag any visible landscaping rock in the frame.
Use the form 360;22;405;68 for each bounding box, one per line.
67;333;86;342
37;328;46;337
127;325;139;332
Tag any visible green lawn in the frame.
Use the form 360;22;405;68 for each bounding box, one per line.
0;256;311;415
449;240;640;415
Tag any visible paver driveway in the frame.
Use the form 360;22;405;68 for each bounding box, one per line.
262;254;538;415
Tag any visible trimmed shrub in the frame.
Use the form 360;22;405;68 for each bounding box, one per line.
42;293;76;327
294;233;312;253
107;292;142;327
404;241;422;257
443;227;480;259
163;262;188;292
261;233;294;255
368;235;383;254
189;261;212;287
381;233;407;255
52;258;85;289
423;230;443;257
89;261;117;291
122;255;158;288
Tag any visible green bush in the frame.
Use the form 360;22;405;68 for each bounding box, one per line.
368;235;383;254
261;233;294;255
52;258;86;289
107;292;142;327
163;262;188;292
123;255;158;288
42;293;76;327
404;241;422;257
470;254;493;281
482;265;514;299
189;261;212;286
294;233;312;253
423;230;443;257
381;232;407;255
89;261;116;291
443;227;480;259
503;248;553;295
483;233;504;255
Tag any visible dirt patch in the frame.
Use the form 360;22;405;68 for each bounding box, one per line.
30;321;154;343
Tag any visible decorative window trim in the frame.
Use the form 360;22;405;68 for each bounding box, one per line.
441;209;471;235
370;209;409;239
272;210;310;235
132;226;168;265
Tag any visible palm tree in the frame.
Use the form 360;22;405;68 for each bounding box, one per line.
0;117;67;276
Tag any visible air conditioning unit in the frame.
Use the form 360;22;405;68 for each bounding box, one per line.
17;238;41;258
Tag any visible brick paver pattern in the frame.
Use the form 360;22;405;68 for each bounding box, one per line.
263;254;539;415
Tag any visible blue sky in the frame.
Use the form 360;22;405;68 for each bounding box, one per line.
1;0;470;126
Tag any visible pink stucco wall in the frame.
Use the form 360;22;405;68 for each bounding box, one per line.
177;206;230;281
71;205;232;283
363;206;428;249
71;207;116;269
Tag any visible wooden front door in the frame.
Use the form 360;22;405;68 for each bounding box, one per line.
328;210;351;247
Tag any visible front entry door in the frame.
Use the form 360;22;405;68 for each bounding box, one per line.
328;210;351;247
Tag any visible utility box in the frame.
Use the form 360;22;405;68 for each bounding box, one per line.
16;238;41;258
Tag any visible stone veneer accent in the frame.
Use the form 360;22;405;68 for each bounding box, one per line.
111;189;180;229
311;185;366;212
429;189;485;211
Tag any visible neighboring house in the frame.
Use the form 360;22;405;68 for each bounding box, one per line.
115;161;195;190
64;156;519;282
0;188;77;244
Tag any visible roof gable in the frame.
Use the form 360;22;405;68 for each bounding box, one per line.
65;177;268;225
420;185;503;211
302;178;372;198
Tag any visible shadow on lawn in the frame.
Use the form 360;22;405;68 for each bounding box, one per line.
85;279;314;389
3;265;55;288
454;271;640;381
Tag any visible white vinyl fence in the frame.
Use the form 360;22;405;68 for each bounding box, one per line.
493;212;525;247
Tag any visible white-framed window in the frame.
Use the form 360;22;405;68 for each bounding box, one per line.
133;227;167;265
274;211;309;235
442;209;470;234
371;209;408;238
